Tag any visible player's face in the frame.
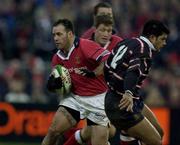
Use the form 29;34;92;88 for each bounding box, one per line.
152;33;168;51
95;24;112;46
52;24;71;50
96;7;113;17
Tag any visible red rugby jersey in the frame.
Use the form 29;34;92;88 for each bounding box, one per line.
51;37;110;96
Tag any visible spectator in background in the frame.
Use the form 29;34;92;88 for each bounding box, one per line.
31;57;48;104
4;72;31;103
143;69;167;106
0;76;8;101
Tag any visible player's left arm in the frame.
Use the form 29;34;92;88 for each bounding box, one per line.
119;40;143;112
93;61;105;76
79;40;110;78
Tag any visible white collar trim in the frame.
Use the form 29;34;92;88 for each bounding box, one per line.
57;44;75;60
140;36;156;51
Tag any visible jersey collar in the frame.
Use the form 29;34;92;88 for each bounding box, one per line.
57;37;80;60
140;36;156;51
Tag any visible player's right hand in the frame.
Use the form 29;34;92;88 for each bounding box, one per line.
47;75;62;92
118;92;134;112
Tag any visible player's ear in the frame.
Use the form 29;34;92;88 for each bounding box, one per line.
67;31;73;37
149;35;157;44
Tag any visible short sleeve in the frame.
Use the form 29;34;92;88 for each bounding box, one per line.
81;39;110;62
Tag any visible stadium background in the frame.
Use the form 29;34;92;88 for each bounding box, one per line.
0;0;179;145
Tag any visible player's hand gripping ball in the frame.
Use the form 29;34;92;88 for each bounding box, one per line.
52;65;72;96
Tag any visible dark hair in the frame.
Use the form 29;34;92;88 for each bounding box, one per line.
142;19;170;37
53;18;74;33
94;2;112;16
94;15;113;28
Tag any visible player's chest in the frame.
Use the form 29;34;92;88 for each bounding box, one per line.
59;50;86;68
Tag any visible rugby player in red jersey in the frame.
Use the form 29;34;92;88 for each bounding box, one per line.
63;15;122;145
41;18;111;145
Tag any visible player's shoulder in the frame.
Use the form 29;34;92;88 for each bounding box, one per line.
111;35;123;41
79;38;103;55
131;37;149;47
80;38;100;47
52;53;58;60
126;37;151;56
122;37;142;49
111;38;140;54
51;52;59;65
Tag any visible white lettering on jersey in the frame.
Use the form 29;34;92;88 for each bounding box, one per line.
111;45;128;69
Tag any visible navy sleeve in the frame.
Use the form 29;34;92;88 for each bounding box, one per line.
123;70;140;95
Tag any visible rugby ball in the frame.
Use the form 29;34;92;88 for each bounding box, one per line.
52;65;72;96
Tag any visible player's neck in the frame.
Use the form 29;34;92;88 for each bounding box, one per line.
64;36;75;54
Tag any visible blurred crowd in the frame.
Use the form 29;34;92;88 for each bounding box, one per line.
0;0;180;107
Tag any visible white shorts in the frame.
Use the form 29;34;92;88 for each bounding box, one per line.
59;92;109;126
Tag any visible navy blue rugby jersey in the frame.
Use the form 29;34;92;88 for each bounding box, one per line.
104;36;156;98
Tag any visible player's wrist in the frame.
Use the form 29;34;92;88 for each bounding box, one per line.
125;90;133;96
88;71;96;78
124;90;140;99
